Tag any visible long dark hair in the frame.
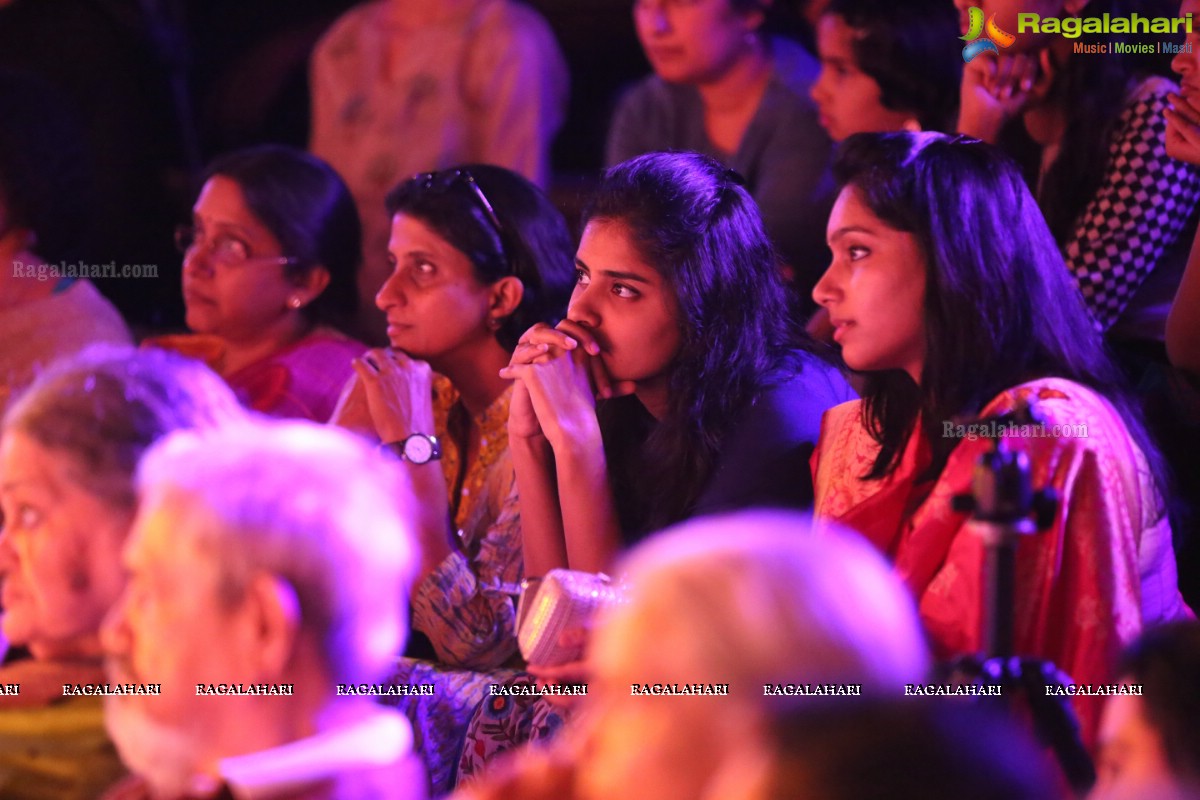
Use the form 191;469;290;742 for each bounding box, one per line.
583;151;814;531
385;164;576;352
837;132;1164;491
205;145;361;335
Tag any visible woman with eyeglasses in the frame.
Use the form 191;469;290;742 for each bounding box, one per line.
147;144;366;422
331;163;576;796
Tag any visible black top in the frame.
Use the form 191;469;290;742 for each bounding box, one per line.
600;350;855;543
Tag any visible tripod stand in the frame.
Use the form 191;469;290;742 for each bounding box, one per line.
948;401;1095;794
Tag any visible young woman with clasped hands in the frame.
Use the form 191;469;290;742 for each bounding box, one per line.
502;151;853;578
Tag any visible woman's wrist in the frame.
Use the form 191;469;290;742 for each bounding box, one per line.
553;432;608;482
958;107;1005;144
545;410;603;456
510;432;554;463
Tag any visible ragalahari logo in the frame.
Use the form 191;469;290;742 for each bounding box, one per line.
960;6;1017;62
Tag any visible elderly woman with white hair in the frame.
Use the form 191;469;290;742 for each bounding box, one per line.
454;510;930;800
0;346;241;800
100;417;426;800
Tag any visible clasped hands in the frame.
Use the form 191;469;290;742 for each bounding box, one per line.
499;321;636;451
331;348;436;446
331;349;454;565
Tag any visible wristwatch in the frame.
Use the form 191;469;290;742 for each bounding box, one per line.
384;433;441;464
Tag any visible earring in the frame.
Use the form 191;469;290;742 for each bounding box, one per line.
288;296;303;309
487;316;501;330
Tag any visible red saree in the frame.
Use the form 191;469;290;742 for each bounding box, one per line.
811;378;1192;747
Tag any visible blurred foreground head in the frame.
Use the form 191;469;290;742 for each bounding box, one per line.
1092;621;1200;800
744;699;1061;800
0;345;240;661
577;510;930;800
102;418;420;798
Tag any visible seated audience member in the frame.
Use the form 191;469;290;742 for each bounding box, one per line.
336;164;575;669
1091;621;1200;800
809;0;961;142
474;151;852;787
310;0;568;342
1164;0;1200;378
803;0;961;344
748;700;1061;800
148;145;365;422
100;419;425;800
1152;0;1200;613
505;151;852;574
955;0;1200;354
0;346;240;800
0;69;130;413
331;165;574;794
453;510;930;800
607;0;832;296
810;132;1193;748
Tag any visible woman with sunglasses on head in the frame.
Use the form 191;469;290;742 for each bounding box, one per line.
810;132;1192;749
148;144;366;422
333;163;576;796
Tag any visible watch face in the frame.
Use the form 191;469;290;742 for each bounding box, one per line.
404;435;434;464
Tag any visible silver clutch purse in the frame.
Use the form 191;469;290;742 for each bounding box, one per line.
516;569;625;667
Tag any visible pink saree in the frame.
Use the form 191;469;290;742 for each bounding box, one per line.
146;330;365;423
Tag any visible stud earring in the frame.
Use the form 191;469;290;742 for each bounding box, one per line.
288;296;303;309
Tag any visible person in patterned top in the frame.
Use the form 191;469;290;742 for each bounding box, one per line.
331;164;575;796
955;0;1200;346
1164;0;1200;377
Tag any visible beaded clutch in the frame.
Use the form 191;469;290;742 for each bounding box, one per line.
515;569;625;667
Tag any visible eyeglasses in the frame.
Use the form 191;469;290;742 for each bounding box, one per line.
174;224;298;268
413;169;504;240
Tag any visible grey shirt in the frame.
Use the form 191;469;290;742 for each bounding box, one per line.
606;36;835;298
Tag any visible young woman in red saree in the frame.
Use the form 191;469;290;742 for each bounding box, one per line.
810;131;1193;748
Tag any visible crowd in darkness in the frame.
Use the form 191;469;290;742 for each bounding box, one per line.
0;0;651;334
2;1;1200;799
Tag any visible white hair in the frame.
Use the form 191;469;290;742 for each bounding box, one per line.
593;510;930;694
136;418;417;683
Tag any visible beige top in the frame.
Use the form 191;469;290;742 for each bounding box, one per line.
0;280;131;413
310;0;568;336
